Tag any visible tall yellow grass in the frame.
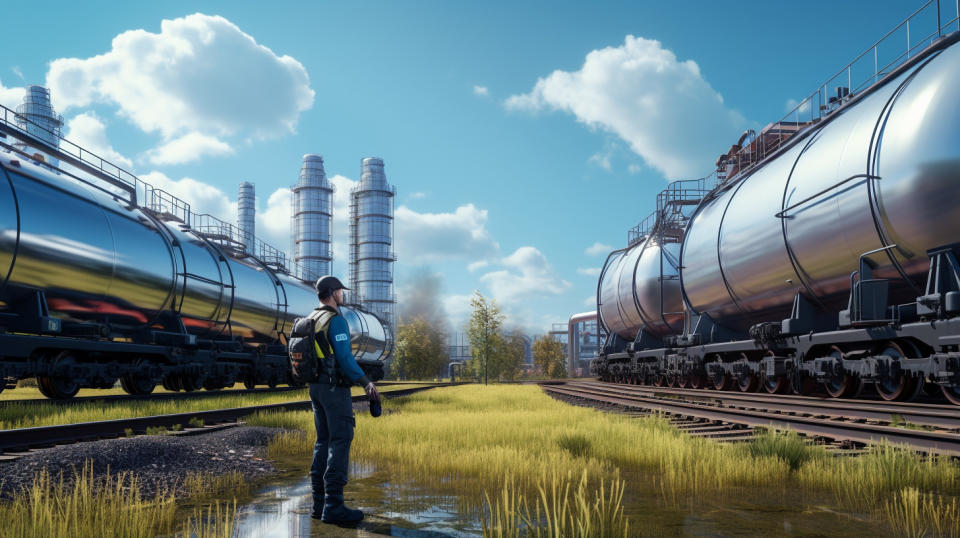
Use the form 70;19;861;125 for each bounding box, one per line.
249;385;960;536
0;461;237;537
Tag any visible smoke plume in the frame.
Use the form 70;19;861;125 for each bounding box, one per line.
397;269;450;333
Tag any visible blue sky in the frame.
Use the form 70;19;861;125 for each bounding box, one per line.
0;1;932;334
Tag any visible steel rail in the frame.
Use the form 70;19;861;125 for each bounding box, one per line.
0;384;451;454
575;381;960;429
541;383;960;456
0;381;444;406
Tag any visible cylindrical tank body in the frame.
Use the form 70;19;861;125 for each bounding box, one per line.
597;237;683;340
237;181;255;253
0;151;391;360
349;157;395;332
15;85;63;167
292;154;332;282
680;42;960;332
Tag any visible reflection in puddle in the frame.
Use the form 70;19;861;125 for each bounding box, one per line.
232;462;482;537
232;463;881;537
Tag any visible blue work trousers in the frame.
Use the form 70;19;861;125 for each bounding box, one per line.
309;383;355;497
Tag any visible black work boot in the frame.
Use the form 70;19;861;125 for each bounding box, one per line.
321;493;364;524
311;493;324;519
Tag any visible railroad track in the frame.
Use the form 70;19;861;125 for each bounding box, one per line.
0;384;453;458
541;380;960;456
0;381;444;406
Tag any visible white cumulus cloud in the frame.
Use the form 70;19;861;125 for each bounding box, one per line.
47;13;314;141
480;246;572;304
577;267;601;276
506;35;747;178
0;79;23;110
395;203;500;265
64;112;133;169
256;187;293;251
473;85;489;97
585;242;613;256
145;132;234;165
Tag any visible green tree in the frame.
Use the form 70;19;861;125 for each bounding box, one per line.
533;335;567;378
490;330;526;382
467;291;504;385
393;317;447;380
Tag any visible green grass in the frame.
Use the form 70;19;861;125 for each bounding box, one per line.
0;384;429;430
0;460;238;537
890;414;936;432
248;384;960;536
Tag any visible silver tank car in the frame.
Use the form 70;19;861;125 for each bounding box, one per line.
678;40;960;333
0;153;389;362
598;238;683;340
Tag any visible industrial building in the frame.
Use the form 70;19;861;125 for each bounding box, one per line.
348;157;397;333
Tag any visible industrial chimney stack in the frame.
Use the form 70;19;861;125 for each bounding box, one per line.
237;182;255;254
348;157;396;333
292;154;333;282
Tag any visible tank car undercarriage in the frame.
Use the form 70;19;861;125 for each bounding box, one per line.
592;245;960;405
0;288;300;399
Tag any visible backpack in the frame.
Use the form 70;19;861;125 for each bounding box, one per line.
288;306;338;384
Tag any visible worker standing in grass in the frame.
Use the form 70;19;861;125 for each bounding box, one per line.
305;275;380;524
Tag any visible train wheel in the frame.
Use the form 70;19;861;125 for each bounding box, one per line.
37;375;80;400
677;375;691;388
37;352;81;400
267;377;278;389
874;343;917;402
823;346;858;398
653;375;667;387
163;374;182;392
737;374;759;392
710;372;732;391
942;383;960;405
120;360;157;396
762;375;788;394
179;374;203;392
689;375;705;389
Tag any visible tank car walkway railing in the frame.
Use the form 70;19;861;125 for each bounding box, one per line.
628;176;716;246
0;100;318;283
722;0;960;182
542;380;960;456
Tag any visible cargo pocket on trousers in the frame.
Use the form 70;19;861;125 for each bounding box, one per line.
340;414;356;441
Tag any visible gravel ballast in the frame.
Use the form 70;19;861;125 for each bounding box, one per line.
0;426;286;501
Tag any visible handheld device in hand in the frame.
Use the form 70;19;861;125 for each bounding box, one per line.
369;398;382;417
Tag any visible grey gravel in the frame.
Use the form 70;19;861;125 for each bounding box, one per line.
0;426;286;501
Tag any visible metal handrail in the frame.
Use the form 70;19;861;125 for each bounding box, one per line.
723;0;960;183
0;99;318;284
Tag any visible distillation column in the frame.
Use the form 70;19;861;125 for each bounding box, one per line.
237;181;255;254
292;154;333;281
15;85;63;167
349;157;396;333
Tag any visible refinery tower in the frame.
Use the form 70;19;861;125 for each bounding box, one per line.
291;154;333;281
14;85;63;167
349;157;396;333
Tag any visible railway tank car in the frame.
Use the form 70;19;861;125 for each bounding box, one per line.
592;10;960;405
0;119;390;399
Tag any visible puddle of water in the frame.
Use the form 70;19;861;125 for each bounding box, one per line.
232;462;482;537
232;464;883;537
